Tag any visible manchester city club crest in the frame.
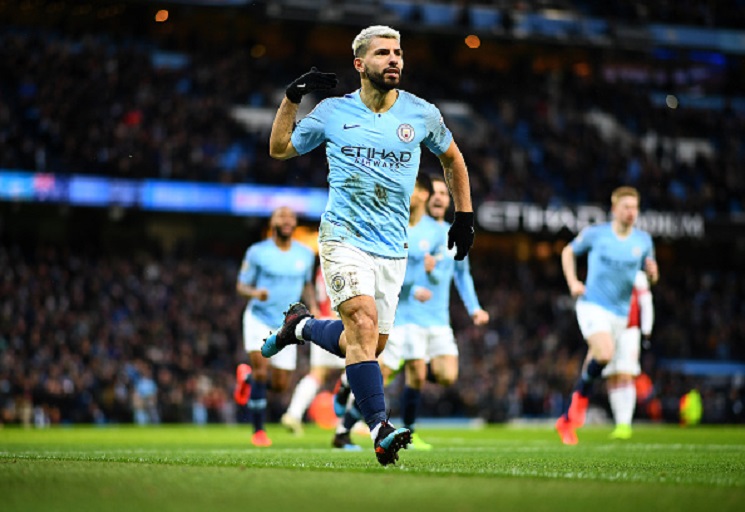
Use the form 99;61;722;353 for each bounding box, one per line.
330;274;346;292
397;123;415;143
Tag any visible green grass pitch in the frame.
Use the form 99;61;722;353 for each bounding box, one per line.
2;424;744;512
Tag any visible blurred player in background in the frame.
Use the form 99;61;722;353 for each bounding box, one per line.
414;175;490;448
604;270;654;440
233;206;318;447
377;173;443;449
265;25;475;465
556;186;658;445
280;266;346;436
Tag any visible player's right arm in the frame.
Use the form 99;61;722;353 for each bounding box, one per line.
236;282;269;301
561;243;585;298
562;227;596;297
453;258;489;325
270;68;337;160
269;98;300;160
236;247;269;301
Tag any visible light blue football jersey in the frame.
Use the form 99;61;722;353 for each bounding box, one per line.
395;215;447;326
291;89;453;259
570;223;655;317
238;239;315;327
406;219;482;327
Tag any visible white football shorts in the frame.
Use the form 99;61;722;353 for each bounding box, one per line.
575;300;628;341
310;342;346;369
602;326;642;377
380;324;457;371
242;308;297;371
319;240;406;335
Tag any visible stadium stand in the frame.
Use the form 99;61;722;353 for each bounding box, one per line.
0;1;743;426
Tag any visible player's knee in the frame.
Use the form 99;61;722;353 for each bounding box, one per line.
439;373;457;387
594;347;614;365
271;373;291;392
252;367;269;382
612;374;634;387
406;372;425;389
346;314;377;341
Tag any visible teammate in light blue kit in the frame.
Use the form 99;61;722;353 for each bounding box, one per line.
556;186;659;445
267;25;475;465
233;206;317;447
410;175;491;448
382;174;489;449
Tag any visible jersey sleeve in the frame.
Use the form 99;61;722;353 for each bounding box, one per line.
454;257;482;315
421;103;453;156
290;99;334;155
569;226;597;256
238;246;258;285
426;227;449;285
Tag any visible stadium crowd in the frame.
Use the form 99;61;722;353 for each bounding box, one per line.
1;26;743;215
1;241;743;427
1;13;744;427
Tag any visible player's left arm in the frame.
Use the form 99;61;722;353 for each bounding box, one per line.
437;140;472;214
454;258;489;326
644;257;658;286
643;237;659;285
438;141;475;260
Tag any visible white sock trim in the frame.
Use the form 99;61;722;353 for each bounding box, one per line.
369;422;382;442
295;317;310;340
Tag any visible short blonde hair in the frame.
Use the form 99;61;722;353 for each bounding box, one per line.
611;186;640;205
352;25;401;58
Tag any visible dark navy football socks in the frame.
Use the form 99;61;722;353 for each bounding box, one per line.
302;318;345;357
342;400;362;430
248;380;267;432
575;358;606;397
345;361;387;429
401;386;421;432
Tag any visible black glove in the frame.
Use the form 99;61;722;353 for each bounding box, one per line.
285;67;338;104
448;211;474;261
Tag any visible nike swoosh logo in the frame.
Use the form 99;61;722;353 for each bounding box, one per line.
297;84;306;88
343;124;360;129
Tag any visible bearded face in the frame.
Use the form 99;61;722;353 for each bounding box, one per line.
358;37;403;92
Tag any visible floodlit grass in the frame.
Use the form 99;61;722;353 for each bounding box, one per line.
1;424;744;512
